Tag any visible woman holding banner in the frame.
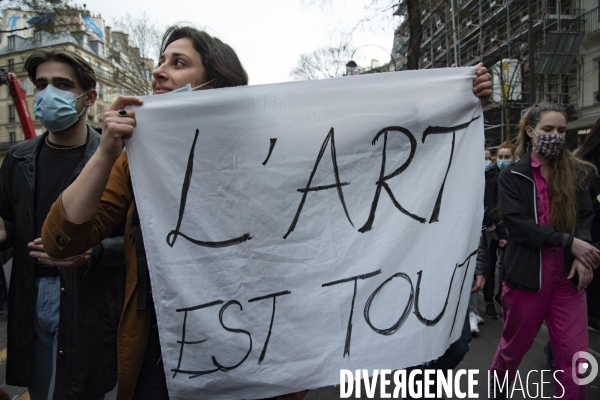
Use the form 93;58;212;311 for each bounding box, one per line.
37;23;493;399
38;25;250;400
489;103;600;400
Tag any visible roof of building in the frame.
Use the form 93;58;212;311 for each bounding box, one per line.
0;30;84;56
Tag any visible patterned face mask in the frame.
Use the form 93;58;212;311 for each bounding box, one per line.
531;128;565;158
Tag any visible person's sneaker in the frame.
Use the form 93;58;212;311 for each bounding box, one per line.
469;312;479;334
476;313;484;324
486;303;499;319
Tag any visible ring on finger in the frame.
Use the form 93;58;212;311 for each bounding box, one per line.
118;109;127;116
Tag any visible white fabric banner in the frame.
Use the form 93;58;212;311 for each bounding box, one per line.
127;67;485;400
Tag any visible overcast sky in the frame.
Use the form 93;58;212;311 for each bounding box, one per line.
82;0;398;85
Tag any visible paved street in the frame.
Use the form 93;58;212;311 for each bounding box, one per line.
306;294;600;400
0;258;598;399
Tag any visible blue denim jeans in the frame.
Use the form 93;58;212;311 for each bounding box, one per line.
469;290;478;314
29;276;60;400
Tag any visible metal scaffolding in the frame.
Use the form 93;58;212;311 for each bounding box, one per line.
393;0;585;146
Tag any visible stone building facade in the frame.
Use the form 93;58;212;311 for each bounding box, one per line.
0;9;153;164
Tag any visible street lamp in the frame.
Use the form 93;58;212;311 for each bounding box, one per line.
345;60;360;76
346;44;398;75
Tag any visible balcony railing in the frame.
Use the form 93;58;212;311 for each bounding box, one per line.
582;7;600;36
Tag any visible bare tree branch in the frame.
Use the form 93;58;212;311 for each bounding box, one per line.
290;42;353;80
301;1;410;69
110;11;162;61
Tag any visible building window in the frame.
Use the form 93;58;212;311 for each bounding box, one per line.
7;59;14;72
34;31;42;44
98;106;104;122
7;36;15;51
20;57;26;71
98;84;104;100
98;42;104;57
9;132;15;144
8;105;15;122
87;104;94;120
19;79;33;95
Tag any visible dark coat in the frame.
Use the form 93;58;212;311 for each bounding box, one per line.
586;160;600;318
483;165;507;240
483;167;498;228
0;127;125;399
475;235;490;277
588;160;600;244
498;152;594;292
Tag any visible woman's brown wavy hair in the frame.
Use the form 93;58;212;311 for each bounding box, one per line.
160;25;248;89
515;103;594;234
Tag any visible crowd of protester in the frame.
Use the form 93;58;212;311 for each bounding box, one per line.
474;106;600;400
0;19;597;400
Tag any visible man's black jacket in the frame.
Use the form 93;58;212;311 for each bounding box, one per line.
483;165;507;240
498;152;594;292
0;127;125;399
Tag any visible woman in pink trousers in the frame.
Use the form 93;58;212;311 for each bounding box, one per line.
489;102;600;400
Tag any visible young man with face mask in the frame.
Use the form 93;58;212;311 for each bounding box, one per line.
0;48;125;400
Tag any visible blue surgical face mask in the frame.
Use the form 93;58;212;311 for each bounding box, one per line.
497;160;514;170
165;79;215;95
169;84;193;94
34;85;88;132
485;160;492;172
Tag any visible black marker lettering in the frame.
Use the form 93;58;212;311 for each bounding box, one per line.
413;262;460;326
171;300;224;378
284;127;353;239
429;131;455;223
421;117;480;223
421;117;481;142
167;129;252;248
364;273;414;335
448;249;478;337
358;126;424;233
322;269;381;357
262;138;277;165
248;290;291;364
201;300;252;376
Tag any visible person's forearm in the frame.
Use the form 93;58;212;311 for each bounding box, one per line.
61;151;118;223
